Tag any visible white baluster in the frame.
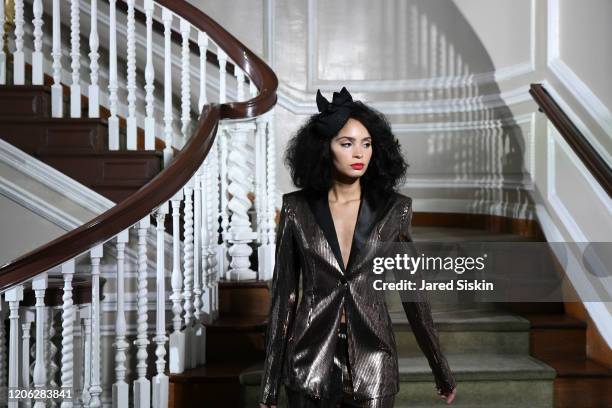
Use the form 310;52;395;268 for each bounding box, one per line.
197;31;208;112
113;230;129;408
20;309;34;408
199;160;210;350
255;115;265;245
80;304;91;407
169;190;184;374
211;137;222;320
51;0;62;117
32;0;44;84
126;0;137;149
88;0;100;117
217;50;227;104
13;0;24;84
180;18;191;138
0;0;5;84
6;285;24;408
69;0;80;117
227;121;258;280
107;0;119;149
162;8;173;166
60;260;75;408
0;301;7;404
46;306;59;408
203;153;217;325
89;245;103;408
144;0;155;150
182;178;195;369
30;273;47;408
193;169;204;364
134;217;150;408
152;204;169;408
235;67;245;101
264;109;277;280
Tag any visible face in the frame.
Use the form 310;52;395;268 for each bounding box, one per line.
329;118;373;180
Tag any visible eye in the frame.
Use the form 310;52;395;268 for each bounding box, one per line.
341;142;352;148
364;142;371;148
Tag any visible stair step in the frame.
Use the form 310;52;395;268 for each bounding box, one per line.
239;353;556;408
37;150;162;202
206;315;267;362
169;359;261;408
390;309;530;356
521;313;587;360
0;117;109;155
219;279;271;317
0;85;52;119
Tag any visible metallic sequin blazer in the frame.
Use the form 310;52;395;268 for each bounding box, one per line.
259;189;456;405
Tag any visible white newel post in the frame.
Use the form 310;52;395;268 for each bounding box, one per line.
152;203;169;408
69;0;80;117
113;230;129;408
126;0;137;150
6;285;24;408
144;0;155;150
88;0;100;117
61;260;76;408
31;0;44;84
51;0;62;117
226;120;258;280
108;0;119;149
89;245;103;408
169;190;185;374
162;8;173;165
134;217;151;408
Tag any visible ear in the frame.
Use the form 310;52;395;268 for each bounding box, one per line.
316;89;330;112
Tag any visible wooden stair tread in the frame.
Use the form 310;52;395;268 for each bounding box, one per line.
522;313;587;329
206;314;267;331
218;278;269;289
0;117;108;125
541;357;612;377
169;359;260;383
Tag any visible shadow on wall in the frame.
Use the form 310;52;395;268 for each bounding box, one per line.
310;0;533;220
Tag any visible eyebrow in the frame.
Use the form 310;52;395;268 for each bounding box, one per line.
337;136;372;141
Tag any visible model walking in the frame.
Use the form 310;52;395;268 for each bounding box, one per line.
259;87;457;407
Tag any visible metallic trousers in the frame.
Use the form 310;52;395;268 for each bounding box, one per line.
284;322;396;408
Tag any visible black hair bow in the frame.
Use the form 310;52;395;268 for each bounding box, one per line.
314;87;355;138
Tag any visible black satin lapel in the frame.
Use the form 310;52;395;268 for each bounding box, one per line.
306;191;346;273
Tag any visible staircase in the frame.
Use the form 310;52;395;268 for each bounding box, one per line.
0;0;278;407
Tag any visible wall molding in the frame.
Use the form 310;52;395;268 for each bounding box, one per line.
306;0;536;93
547;0;612;145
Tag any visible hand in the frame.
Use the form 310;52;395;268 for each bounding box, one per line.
437;385;457;404
260;403;277;408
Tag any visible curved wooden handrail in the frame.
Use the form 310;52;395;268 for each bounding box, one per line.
0;0;278;292
530;83;611;197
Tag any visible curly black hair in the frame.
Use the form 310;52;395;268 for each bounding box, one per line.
284;100;409;198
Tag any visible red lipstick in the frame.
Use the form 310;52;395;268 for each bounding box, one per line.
351;163;364;170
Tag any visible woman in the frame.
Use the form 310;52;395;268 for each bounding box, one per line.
259;87;457;407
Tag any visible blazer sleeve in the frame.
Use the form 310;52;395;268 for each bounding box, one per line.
259;194;301;405
396;198;457;396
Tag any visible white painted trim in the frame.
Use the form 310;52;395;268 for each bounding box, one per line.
0;174;82;230
0;139;114;214
412;198;537;220
306;0;537;92
403;174;534;191
547;0;612;142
